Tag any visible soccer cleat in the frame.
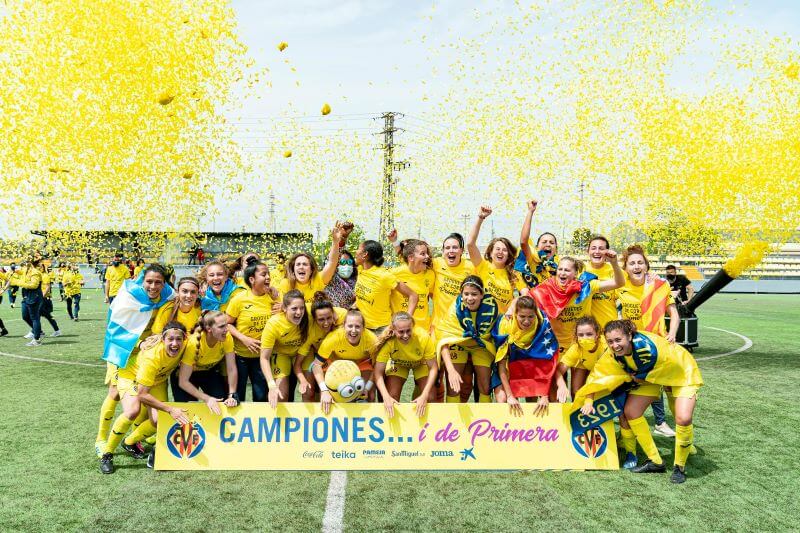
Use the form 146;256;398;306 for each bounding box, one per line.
122;442;147;460
631;460;666;474
670;466;687;484
25;339;42;347
146;450;155;469
95;440;107;458
622;452;638;470
51;330;62;337
653;422;676;437
99;453;115;474
23;331;34;339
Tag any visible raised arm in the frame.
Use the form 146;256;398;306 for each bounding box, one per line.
597;249;625;292
520;200;538;261
320;222;353;285
467;206;492;267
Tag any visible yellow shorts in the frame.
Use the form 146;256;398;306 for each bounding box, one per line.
385;360;430;381
118;378;168;401
270;353;294;379
629;382;662;398
447;344;493;368
104;362;118;386
666;385;700;399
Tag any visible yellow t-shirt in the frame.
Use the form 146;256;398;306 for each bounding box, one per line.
389;265;435;330
278;272;327;305
617;279;675;336
182;331;234;371
584;263;618;328
298;307;348;357
226;289;275;358
551;279;601;349
152;303;201;335
10;266;42;290
560;338;608;371
61;271;84;297
431;257;474;329
119;342;185;387
105;264;131;297
317;327;377;362
260;313;305;356
375;326;435;367
133;266;144;279
475;260;522;314
354;266;398;329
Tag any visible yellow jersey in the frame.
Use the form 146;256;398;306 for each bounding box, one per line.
431;257;473;329
617;279;675;336
133;265;144;279
317;327;377;363
182;331;235;371
375;326;435;367
389;265;435;330
119;342;186;387
475;260;522;314
354;265;398;329
151;302;201;335
105;264;131;297
10;266;42;290
584;263;618;328
298;307;348;357
278;272;327;304
550;279;601;350
61;271;84;297
226;289;275;358
260;313;305;356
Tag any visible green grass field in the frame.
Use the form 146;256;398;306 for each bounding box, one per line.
0;290;798;531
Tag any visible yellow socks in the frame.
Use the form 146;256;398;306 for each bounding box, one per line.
628;416;662;464
130;407;148;430
124;419;156;446
445;395;461;403
96;396;118;442
478;393;492;403
620;427;637;454
674;424;694;467
104;415;135;454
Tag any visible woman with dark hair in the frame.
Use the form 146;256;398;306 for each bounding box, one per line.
353;239;418;334
390;239;435;331
260;289;309;408
9;256;45;347
324;249;357;309
295;293;348;401
279;222;354;304
466;206;523;314
519;199;559;287
584;235;619;329
225;260;279;402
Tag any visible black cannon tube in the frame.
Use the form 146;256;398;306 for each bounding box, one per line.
685;269;735;315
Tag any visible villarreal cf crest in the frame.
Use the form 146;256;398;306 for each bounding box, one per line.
572;427;608;459
166;420;206;459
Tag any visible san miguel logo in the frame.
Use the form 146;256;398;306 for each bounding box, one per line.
166;421;206;459
571;427;608;459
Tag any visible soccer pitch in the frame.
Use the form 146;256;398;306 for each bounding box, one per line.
0;291;797;531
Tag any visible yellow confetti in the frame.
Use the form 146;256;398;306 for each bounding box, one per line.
278;41;288;52
321;103;331;115
283;150;292;158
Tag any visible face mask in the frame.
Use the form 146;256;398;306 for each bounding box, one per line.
578;338;595;350
337;265;354;279
666;275;676;281
112;261;120;267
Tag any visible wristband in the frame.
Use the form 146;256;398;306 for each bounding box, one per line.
318;383;329;392
228;392;239;401
365;380;374;392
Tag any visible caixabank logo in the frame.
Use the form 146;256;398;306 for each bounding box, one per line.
571;427;608;459
166;420;206;459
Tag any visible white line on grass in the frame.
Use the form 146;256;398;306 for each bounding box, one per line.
696;326;753;361
0;350;105;367
322;470;347;533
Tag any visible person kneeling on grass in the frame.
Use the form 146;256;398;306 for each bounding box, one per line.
372;312;438;418
99;322;190;474
574;319;703;484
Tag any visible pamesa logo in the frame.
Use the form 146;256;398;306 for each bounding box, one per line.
571;427;608;459
166;419;206;459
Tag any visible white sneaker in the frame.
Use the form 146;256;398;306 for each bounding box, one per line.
51;330;62;337
25;339;42;347
653;422;676;437
23;331;34;339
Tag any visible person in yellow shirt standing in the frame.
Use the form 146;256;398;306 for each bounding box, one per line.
99;322;190;474
62;264;84;321
9;257;44;347
105;253;131;304
519;199;560;288
37;263;61;338
389;239;435;331
584;236;619;329
0;267;8;336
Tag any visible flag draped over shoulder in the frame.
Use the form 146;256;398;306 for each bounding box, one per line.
492;310;559;398
102;277;175;368
531;272;597;320
435;293;499;356
514;249;559;288
200;278;243;311
640;275;671;336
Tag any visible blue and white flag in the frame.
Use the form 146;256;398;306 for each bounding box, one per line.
102;277;175;368
200;278;243;311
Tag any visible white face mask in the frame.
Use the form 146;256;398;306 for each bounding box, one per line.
337;265;354;279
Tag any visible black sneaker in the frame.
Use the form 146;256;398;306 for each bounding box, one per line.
670;466;687;484
122;442;147;459
146;450;155;469
99;453;115;474
0;329;8;337
631;459;666;473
